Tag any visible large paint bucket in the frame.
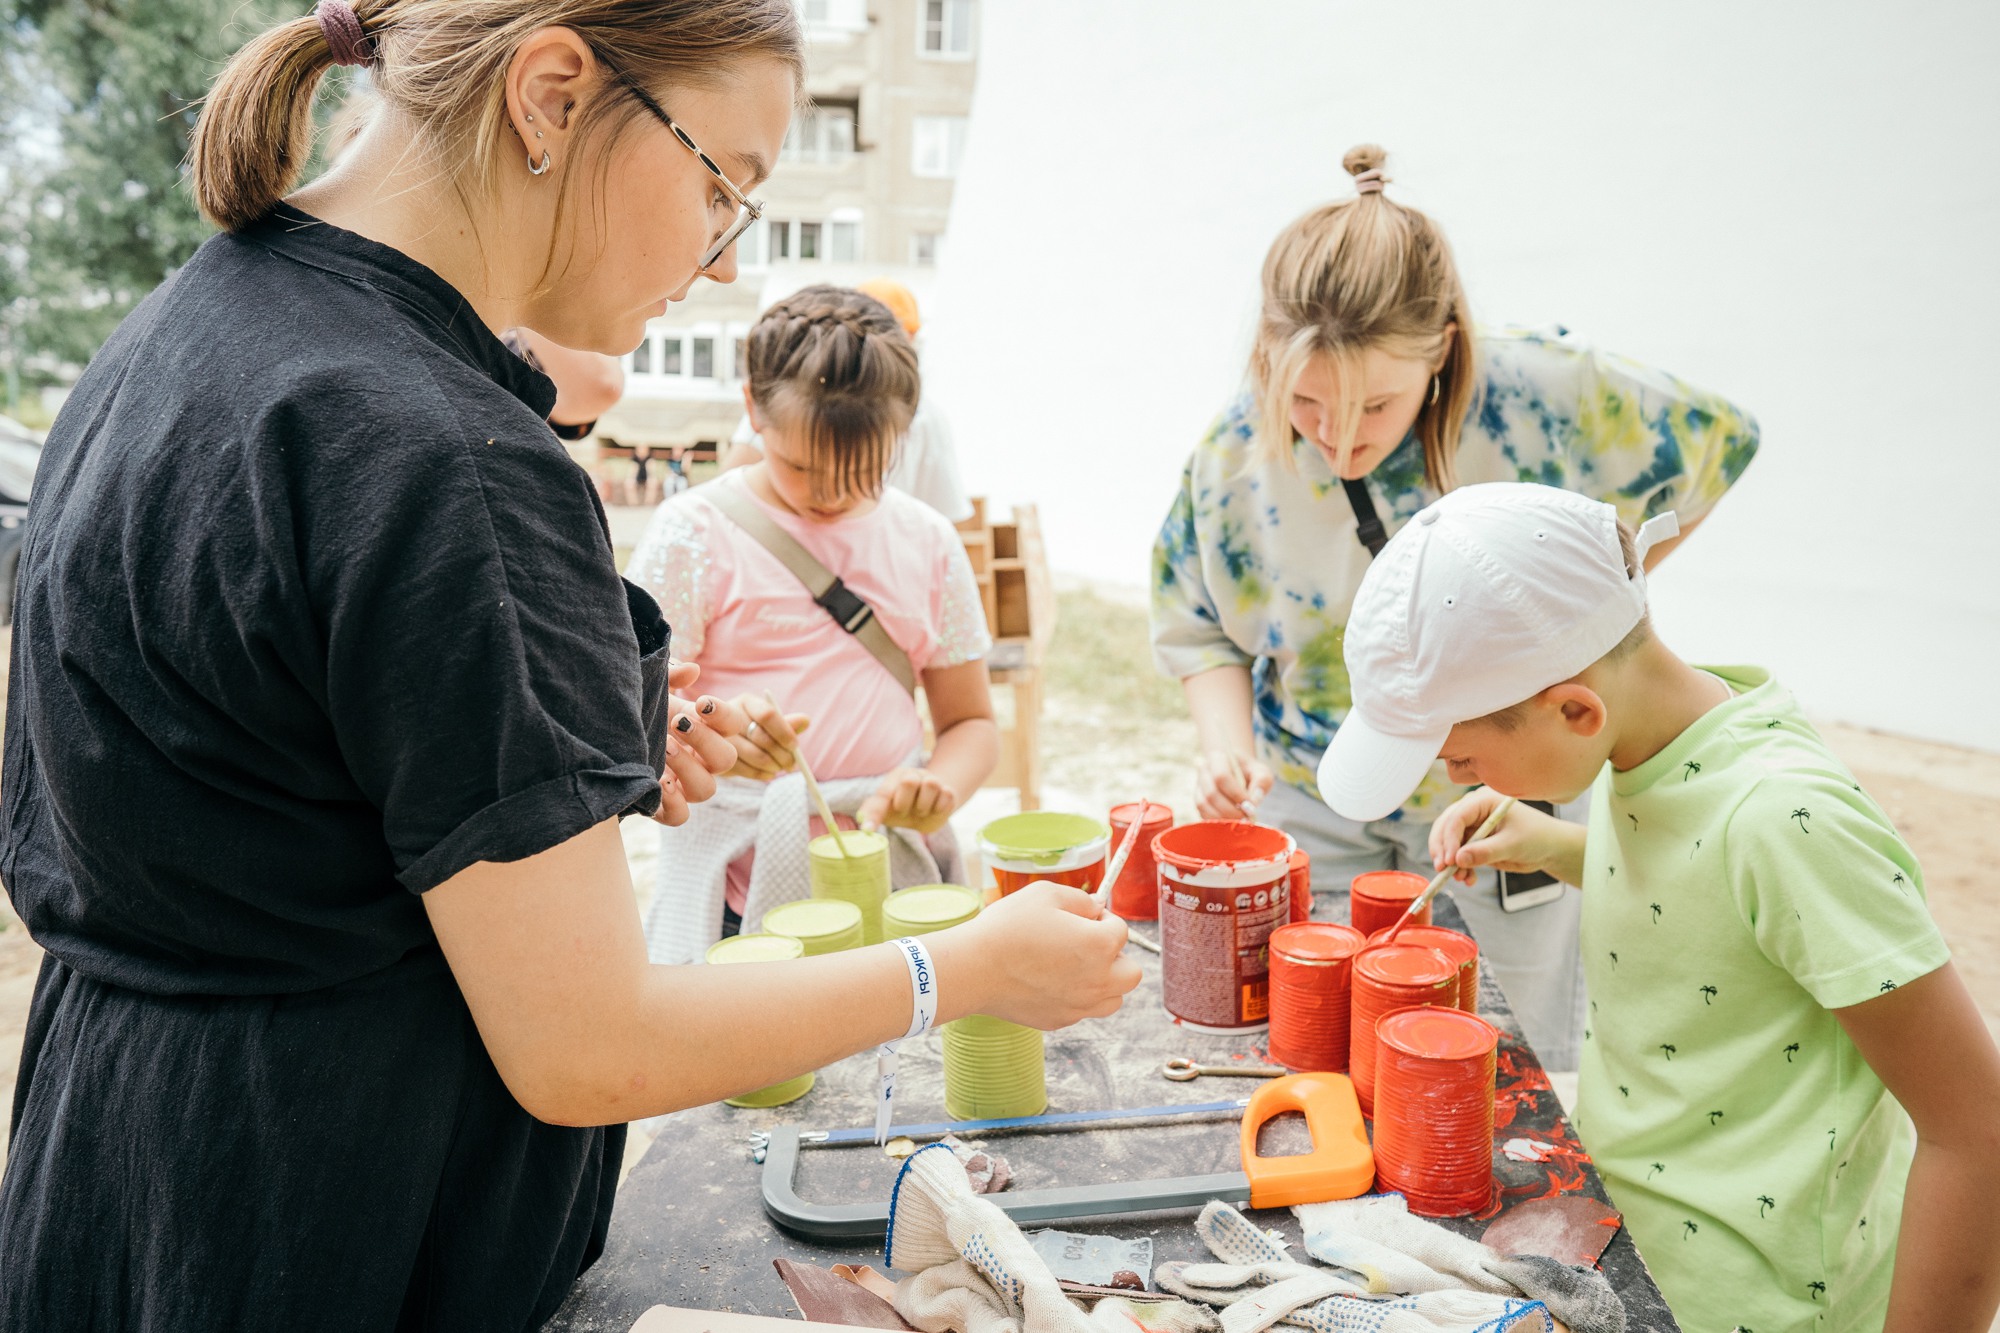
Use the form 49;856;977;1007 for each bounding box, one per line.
706;933;814;1108
1107;802;1174;920
1371;1006;1499;1216
1154;821;1295;1034
1349;870;1433;937
979;813;1110;898
809;829;891;943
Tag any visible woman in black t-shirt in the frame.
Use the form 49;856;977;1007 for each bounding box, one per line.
0;4;1140;1329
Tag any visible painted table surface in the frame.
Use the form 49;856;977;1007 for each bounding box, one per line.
545;893;1678;1333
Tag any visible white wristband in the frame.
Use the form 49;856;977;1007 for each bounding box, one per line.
875;936;938;1144
891;936;939;1040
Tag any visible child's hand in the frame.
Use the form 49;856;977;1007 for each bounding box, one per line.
858;767;957;834
726;693;810;782
1196;750;1274;820
1429;789;1568;885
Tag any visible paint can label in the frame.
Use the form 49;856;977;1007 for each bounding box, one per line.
1159;874;1288;1031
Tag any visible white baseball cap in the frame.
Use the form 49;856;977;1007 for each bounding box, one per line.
1317;483;1682;823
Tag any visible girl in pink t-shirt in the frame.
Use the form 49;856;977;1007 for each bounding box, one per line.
629;286;995;960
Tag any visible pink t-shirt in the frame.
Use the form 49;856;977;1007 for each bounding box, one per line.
625;471;991;781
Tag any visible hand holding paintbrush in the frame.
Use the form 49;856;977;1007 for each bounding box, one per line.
1378;796;1517;946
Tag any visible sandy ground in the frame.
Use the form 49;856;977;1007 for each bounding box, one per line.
0;593;1996;1198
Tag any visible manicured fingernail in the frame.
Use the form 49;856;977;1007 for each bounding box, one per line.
675;715;692;733
699;699;716;715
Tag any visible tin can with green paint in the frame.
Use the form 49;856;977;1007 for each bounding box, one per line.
942;1013;1047;1119
705;933;815;1108
882;884;982;938
763;898;866;956
978;812;1110;897
809;829;891;943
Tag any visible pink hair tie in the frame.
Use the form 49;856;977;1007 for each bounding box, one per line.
316;0;375;68
1353;169;1387;196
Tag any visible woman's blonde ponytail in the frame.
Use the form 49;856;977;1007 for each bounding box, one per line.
188;13;344;232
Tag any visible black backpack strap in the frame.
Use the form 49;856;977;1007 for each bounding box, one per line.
1341;477;1389;558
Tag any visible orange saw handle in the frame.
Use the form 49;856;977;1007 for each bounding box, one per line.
1238;1071;1375;1208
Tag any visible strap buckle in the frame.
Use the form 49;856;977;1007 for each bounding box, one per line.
816;578;875;634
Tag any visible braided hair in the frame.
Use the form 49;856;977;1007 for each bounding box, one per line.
745;284;920;505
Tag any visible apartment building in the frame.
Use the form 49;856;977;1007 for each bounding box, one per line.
593;0;978;456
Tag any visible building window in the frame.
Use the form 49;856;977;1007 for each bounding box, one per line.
733;338;747;379
798;221;822;260
770;220;791;260
661;337;684;375
912;231;942;266
631;337;652;374
920;0;974;56
912;116;968;178
736;219;763;267
782;105;857;164
801;0;868;32
830;220;859;262
692;337;715;379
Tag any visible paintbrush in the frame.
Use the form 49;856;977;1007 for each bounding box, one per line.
1094;807;1150;910
763;690;852;858
1228;754;1262;822
1378;796;1516;946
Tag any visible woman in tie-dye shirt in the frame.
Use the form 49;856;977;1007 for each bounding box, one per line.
1150;145;1758;1066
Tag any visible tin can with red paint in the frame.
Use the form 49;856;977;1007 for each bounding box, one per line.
1155;821;1294;1034
1350;943;1459;1116
1349;870;1433;937
1371;1006;1500;1216
1107;801;1174;920
1286;850;1312;924
1267;922;1368;1072
1368;924;1479;1013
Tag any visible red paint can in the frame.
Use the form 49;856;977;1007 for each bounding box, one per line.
1267;922;1368;1072
1368;924;1479;1013
1287;850;1312;924
1349;944;1458;1117
1107;801;1174;921
1371;1006;1499;1216
1155;821;1294;1034
1349;870;1432;937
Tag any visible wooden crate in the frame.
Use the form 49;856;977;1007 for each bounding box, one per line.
956;500;1056;809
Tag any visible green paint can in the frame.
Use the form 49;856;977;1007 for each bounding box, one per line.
882;884;982;939
763;898;866;956
942;1013;1047;1120
809;829;892;944
706;933;815;1108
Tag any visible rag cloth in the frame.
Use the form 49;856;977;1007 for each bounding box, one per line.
886;1144;1218;1333
644;766;962;963
1154;1199;1623;1333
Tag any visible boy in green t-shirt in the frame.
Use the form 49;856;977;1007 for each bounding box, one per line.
1316;482;2000;1333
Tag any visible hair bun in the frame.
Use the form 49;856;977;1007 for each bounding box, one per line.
1342;143;1388;179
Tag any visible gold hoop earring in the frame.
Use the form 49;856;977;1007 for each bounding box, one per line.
528;149;551;176
1429;375;1440;407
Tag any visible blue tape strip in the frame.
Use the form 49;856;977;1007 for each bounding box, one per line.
821;1098;1246;1146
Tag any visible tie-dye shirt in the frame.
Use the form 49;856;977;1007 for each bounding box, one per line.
1151;326;1760;816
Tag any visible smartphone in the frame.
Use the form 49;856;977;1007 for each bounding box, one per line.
1497;800;1567;912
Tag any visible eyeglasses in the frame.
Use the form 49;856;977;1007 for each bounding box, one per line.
595;53;764;271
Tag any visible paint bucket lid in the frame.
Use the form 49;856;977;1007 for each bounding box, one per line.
1351;870;1430;903
1109;801;1174;830
1271;921;1367;964
1356;943;1458;989
979;813;1110;872
764;898;865;946
809;829;889;861
1377;1006;1499;1061
884;884;981;933
706;933;806;965
1155;820;1296;887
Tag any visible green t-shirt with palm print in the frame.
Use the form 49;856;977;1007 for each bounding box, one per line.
1574;667;1948;1333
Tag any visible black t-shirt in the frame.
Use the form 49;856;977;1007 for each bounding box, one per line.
0;207;670;1331
3;205;666;994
